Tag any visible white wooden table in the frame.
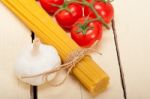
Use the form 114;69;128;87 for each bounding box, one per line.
0;0;150;99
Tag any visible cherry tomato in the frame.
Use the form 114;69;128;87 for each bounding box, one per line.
84;0;114;23
55;3;83;29
71;17;103;47
40;0;64;14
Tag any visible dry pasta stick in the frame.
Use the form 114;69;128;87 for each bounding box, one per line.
1;0;109;95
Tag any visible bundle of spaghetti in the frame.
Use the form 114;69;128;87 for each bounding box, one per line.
1;0;109;95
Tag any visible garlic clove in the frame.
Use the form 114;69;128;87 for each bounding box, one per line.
15;43;61;86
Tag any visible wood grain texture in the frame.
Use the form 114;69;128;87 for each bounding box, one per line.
0;2;32;99
0;1;128;99
114;0;150;99
81;24;124;99
38;70;82;99
37;3;124;99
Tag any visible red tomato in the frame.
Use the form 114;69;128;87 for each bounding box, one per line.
84;0;114;23
40;0;64;14
71;17;103;47
55;3;83;29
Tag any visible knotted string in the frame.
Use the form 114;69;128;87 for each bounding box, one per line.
21;40;101;86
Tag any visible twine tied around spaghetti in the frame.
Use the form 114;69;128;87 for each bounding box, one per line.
21;39;101;86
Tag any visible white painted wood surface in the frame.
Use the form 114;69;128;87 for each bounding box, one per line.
38;71;82;99
38;23;124;99
3;0;150;99
81;24;124;99
0;2;32;99
35;1;123;99
114;0;150;99
0;1;125;99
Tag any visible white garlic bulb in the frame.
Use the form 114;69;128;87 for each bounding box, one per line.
15;39;61;86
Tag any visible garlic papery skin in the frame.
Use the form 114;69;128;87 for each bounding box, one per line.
15;40;61;86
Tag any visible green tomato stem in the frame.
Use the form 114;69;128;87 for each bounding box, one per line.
53;0;111;29
89;4;109;29
53;2;71;16
67;0;109;29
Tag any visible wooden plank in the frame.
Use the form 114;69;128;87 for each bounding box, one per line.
35;2;82;98
0;2;32;99
81;23;124;99
37;3;82;99
38;12;124;99
114;0;150;99
38;71;82;99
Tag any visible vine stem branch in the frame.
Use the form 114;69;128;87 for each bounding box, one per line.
66;0;109;29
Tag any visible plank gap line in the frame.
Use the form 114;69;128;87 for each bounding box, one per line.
30;85;38;99
112;19;127;99
30;32;38;99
